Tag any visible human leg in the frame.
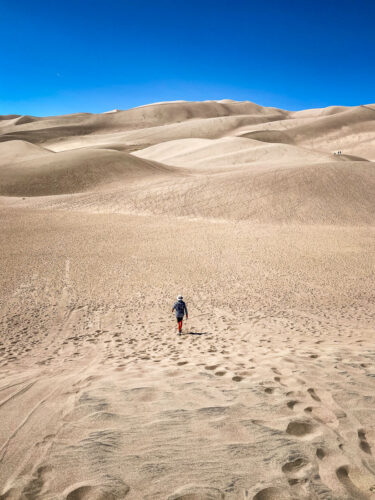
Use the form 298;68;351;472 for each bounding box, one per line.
177;317;183;334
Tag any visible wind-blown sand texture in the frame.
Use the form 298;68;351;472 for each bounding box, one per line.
0;100;375;499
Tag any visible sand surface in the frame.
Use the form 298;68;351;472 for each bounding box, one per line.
0;100;375;499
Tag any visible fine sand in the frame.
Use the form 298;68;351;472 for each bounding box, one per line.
0;100;375;499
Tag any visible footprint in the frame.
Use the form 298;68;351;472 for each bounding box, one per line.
252;486;291;500
316;448;326;460
264;387;274;394
334;408;347;419
286;420;315;437
232;376;243;382
336;465;370;500
358;429;372;454
286;400;299;409
281;457;307;474
177;361;188;366
205;365;219;371
64;479;129;499
66;486;94;499
307;388;321;402
215;371;226;376
21;465;52;498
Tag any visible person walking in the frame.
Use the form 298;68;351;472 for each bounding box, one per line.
172;295;188;335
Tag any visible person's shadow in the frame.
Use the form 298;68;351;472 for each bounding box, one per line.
185;331;208;336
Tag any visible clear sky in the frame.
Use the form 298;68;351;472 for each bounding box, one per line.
1;0;374;115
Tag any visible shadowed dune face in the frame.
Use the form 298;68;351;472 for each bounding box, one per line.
14;115;39;125
0;147;174;196
238;129;296;144
0;114;21;122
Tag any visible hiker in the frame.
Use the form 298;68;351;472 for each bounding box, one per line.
172;295;188;335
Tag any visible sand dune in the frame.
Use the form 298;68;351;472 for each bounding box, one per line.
13;115;40;125
2;100;287;138
287;105;375;142
0;140;51;164
0;114;20;120
129;160;375;224
237;129;296;145
0;99;375;499
234;105;375;161
292;105;351;118
132;136;334;169
3;99;373;161
51;160;372;224
45;114;282;152
0;147;173;196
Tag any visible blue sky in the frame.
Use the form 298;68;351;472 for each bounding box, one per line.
1;0;374;115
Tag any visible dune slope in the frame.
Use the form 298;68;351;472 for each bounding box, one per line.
0;148;174;196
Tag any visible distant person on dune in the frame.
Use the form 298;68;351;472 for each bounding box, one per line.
172;295;188;335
